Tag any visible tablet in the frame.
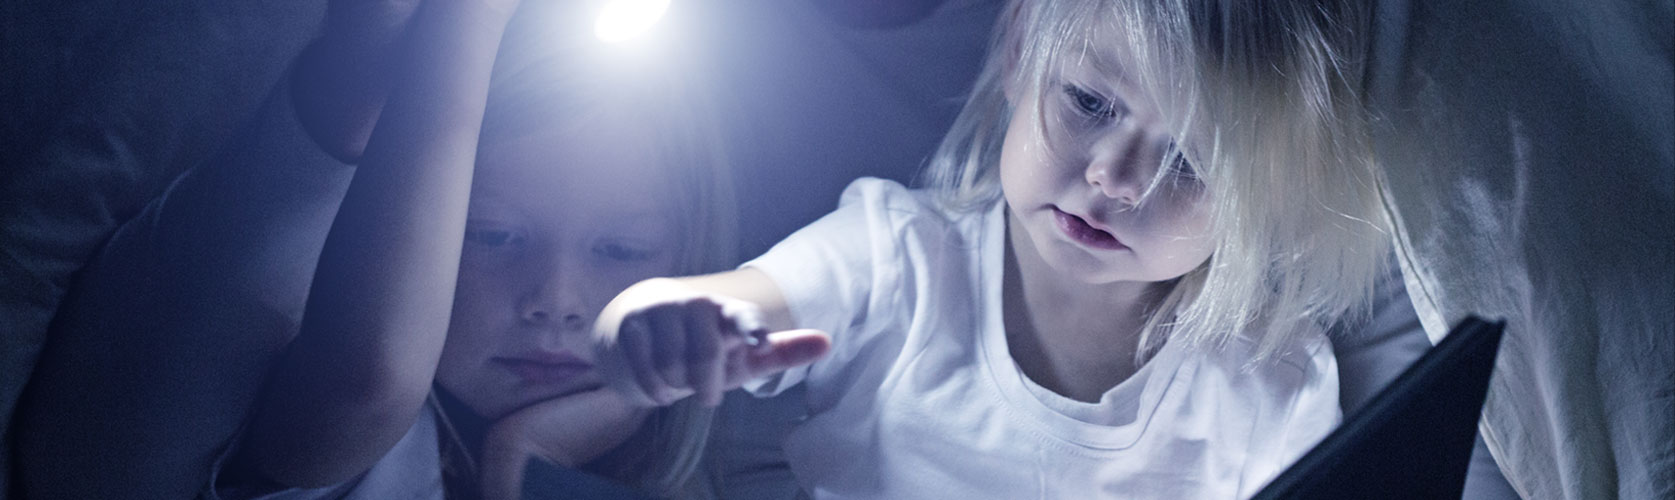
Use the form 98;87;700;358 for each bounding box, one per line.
1251;316;1505;499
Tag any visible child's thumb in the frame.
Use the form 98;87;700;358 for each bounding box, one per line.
743;329;832;379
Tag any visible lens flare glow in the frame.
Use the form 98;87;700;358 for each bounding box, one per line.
594;0;671;43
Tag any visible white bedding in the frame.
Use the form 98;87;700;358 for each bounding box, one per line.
1368;1;1673;498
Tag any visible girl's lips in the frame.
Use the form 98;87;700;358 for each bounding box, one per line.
1053;207;1129;250
495;352;594;385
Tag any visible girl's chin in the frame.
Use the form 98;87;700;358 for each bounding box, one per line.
1038;243;1123;278
502;381;602;411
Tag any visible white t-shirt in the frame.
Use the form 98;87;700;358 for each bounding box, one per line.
744;178;1340;499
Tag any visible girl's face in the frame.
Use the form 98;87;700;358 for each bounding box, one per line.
998;46;1215;285
438;124;682;419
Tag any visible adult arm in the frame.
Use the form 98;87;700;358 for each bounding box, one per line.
238;0;520;487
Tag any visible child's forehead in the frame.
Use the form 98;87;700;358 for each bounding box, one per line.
1053;50;1134;90
468;168;675;227
472;127;674;208
1046;23;1150;84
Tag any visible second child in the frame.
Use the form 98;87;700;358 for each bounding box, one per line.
593;0;1390;498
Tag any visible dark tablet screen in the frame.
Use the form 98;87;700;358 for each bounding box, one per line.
1251;316;1505;500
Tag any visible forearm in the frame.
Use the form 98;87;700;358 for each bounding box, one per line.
291;41;392;163
648;269;797;332
290;0;421;162
243;0;517;487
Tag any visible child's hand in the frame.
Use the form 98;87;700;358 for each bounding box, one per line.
479;388;650;500
595;278;832;408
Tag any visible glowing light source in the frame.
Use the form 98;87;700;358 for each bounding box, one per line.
594;0;671;43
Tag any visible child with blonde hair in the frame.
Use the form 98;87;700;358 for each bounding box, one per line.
593;0;1390;497
16;1;734;499
216;2;739;498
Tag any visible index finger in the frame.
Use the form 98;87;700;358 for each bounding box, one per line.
728;329;831;389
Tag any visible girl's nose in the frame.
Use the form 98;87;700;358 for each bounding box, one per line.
521;306;590;332
517;265;592;332
1084;136;1150;205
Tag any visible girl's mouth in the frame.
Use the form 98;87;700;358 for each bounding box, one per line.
1053;207;1128;250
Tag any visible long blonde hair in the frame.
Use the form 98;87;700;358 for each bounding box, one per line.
479;9;735;495
925;0;1389;362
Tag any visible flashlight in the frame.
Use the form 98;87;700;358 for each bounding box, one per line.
594;0;671;43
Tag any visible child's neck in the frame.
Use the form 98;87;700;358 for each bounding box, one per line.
1002;212;1167;403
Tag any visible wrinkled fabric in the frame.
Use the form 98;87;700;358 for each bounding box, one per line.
0;2;320;497
12;76;354;500
1367;1;1674;498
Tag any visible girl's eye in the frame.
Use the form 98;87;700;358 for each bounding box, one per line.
1064;85;1122;121
464;227;523;247
593;241;658;262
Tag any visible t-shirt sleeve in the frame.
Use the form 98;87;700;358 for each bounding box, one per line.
1240;337;1342;496
739;178;911;396
1279;341;1343;457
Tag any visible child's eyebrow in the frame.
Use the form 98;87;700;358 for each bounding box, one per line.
1088;58;1138;90
1060;35;1132;80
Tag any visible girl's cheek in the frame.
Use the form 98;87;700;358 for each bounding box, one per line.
1167;195;1216;241
452;260;495;294
454;252;528;312
460;244;526;280
1134;190;1211;236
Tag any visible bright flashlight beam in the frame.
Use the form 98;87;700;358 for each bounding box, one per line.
594;0;671;43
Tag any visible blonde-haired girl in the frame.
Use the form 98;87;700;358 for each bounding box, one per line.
930;0;1387;362
216;1;739;498
595;0;1388;497
16;1;733;499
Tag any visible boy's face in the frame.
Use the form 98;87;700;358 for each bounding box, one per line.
438;124;682;419
998;46;1215;286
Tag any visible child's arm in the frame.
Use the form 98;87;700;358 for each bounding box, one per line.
236;0;520;488
596;178;929;410
594;270;832;408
